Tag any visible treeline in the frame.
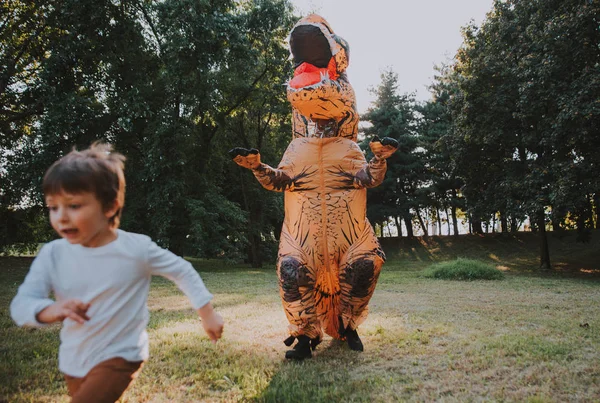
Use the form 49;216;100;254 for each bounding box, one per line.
1;0;598;270
1;0;295;266
361;0;599;269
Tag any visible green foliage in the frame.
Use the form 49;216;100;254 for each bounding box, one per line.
418;64;465;236
0;206;53;255
361;69;424;236
2;0;598;266
186;189;249;262
0;0;296;261
423;258;504;281
435;0;600;265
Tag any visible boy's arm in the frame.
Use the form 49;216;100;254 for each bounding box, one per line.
36;299;90;325
146;241;223;341
10;245;56;327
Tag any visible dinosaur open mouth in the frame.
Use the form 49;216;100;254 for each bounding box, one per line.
289;24;338;89
289;58;338;89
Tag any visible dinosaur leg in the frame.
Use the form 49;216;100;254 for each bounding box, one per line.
338;225;385;349
278;255;322;358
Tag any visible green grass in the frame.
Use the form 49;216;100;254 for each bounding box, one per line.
422;258;505;280
1;232;600;402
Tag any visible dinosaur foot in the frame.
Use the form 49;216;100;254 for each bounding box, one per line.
344;327;364;352
285;335;312;360
284;335;321;360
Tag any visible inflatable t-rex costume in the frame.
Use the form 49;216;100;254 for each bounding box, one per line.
230;14;398;359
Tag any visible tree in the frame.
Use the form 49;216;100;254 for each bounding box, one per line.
419;64;465;236
0;0;296;260
361;69;423;237
448;0;600;269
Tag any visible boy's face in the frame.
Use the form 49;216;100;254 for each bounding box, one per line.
45;191;119;248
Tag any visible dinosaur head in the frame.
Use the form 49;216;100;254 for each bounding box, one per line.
289;14;349;78
287;14;354;122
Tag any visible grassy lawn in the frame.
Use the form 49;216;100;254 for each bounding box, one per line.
1;232;599;402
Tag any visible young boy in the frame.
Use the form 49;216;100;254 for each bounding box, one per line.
10;142;224;403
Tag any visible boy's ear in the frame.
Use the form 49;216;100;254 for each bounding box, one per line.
104;199;121;219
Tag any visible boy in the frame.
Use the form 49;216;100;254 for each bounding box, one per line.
10;142;224;403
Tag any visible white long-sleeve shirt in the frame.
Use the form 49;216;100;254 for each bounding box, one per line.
10;229;213;377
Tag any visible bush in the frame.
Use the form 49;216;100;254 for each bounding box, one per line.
423;258;504;281
1;206;54;256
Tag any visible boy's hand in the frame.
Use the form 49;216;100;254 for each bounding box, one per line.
36;299;91;324
202;312;224;343
197;303;224;343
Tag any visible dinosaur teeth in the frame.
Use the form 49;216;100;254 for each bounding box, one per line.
286;77;333;92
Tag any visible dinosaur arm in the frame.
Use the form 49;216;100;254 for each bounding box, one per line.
252;164;295;192
354;157;388;189
230;147;294;192
352;136;398;188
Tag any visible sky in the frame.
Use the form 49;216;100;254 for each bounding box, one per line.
290;0;495;112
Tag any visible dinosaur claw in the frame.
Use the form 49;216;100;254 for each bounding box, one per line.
228;147;247;158
229;147;260;159
283;335;296;346
381;137;398;148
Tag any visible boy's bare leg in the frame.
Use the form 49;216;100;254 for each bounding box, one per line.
64;357;143;403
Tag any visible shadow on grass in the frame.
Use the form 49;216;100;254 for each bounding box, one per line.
253;340;390;403
142;303;388;402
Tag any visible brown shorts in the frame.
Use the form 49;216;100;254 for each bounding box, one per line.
63;357;144;403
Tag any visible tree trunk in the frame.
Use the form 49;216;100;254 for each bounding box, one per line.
446;208;451;236
247;204;263;268
437;208;442;236
594;193;599;229
510;216;519;232
416;209;428;237
403;209;414;238
575;195;593;243
394;216;403;237
551;205;567;232
168;229;186;257
538;210;551;270
500;210;508;233
471;215;483;235
249;231;263;268
451;203;459;236
492;213;496;233
530;217;538;232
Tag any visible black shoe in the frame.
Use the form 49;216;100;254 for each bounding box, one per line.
345;328;364;352
285;335;312;360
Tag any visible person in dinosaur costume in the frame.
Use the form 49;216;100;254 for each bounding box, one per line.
230;14;398;360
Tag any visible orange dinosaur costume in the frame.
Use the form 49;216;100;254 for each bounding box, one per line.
230;15;398;359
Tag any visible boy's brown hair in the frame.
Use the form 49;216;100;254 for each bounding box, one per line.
43;142;126;228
